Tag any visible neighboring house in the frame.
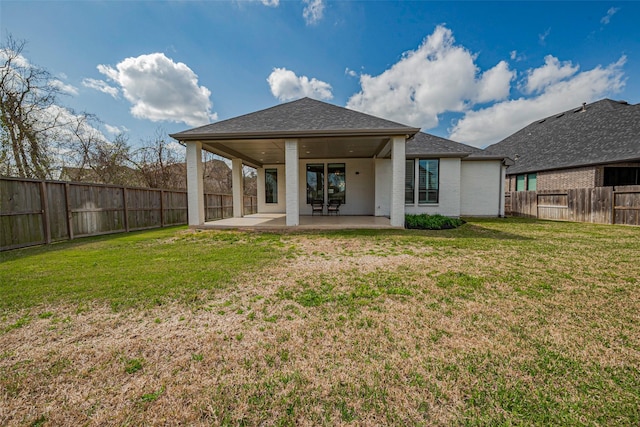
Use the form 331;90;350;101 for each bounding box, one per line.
170;97;510;227
486;99;640;191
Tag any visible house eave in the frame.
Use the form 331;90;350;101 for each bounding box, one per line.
505;156;640;176
170;127;421;142
465;155;514;163
406;152;470;159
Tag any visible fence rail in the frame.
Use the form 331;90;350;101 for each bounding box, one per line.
1;177;257;251
505;185;640;226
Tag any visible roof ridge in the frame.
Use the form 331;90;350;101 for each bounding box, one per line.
538;98;631;123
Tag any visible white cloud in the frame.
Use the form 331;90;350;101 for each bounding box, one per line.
267;67;333;101
82;78;119;98
49;79;79;96
475;61;514;103
104;124;128;135
38;105;111;171
342;25;626;148
166;140;186;156
345;67;358;78
303;0;325;25
346;25;515;128
1;49;71;99
539;28;551;45
261;0;279;6
0;48;30;68
510;50;525;62
449;56;626;147
601;7;619;25
96;53;217;127
0;49;107;145
522;55;579;94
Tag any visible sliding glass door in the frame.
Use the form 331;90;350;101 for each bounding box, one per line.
306;163;346;204
306;164;324;204
327;163;346;203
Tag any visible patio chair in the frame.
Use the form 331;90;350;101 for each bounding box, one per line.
311;199;324;215
327;199;341;215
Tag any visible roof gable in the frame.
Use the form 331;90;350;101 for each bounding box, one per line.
486;99;640;174
172;97;419;140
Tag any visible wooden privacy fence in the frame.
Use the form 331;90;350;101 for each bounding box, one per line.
505;186;640;226
0;177;258;251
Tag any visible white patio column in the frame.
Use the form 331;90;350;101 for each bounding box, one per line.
285;139;299;226
186;141;205;226
256;167;265;207
231;158;244;218
390;135;406;227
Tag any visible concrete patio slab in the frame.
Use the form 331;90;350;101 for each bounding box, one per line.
194;214;399;230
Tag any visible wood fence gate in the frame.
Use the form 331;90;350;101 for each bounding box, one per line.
505;186;640;226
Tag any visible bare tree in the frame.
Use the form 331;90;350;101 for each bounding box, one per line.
88;133;141;186
202;151;232;193
57;111;104;181
0;35;64;179
243;166;257;196
132;128;185;189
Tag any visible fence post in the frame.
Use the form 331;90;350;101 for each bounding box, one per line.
122;186;130;232
39;180;51;244
160;189;165;227
64;182;74;240
203;192;208;222
611;188;616;225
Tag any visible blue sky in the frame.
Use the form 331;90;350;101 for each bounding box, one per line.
2;1;639;148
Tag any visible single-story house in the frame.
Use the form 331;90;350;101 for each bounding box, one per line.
170;98;510;227
485;99;640;191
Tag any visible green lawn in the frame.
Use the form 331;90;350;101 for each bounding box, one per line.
1;218;639;426
0;226;286;311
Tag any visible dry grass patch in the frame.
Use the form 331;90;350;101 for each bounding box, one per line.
1;218;639;425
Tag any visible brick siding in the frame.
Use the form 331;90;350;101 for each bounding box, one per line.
506;162;640;191
537;166;598;190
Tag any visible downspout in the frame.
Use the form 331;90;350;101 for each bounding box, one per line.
498;162;505;217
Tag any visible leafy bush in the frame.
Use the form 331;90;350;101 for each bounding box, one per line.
405;214;465;230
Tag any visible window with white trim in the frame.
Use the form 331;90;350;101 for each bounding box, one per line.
405;159;415;204
405;159;439;204
418;159;439;204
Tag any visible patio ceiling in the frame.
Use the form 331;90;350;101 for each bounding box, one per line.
202;135;395;168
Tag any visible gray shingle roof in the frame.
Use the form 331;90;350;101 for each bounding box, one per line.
485;99;640;174
171;97;419;139
407;132;506;160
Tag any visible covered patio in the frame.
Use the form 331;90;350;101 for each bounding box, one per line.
195;213;397;230
170;98;420;229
